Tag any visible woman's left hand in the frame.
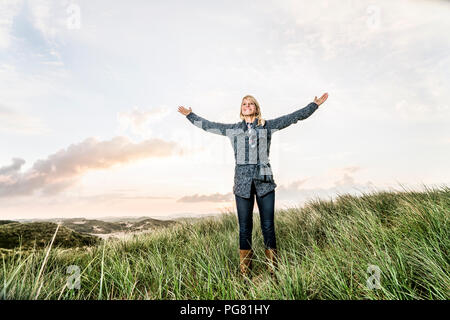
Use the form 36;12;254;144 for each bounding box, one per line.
314;92;328;106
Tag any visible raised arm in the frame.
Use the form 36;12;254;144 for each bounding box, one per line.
266;93;328;131
265;102;318;131
178;106;236;136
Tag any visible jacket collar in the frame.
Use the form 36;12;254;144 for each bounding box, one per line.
241;117;258;131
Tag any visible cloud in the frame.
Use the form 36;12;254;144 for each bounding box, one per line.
175;165;372;205
278;0;450;61
177;192;233;203
0;135;185;198
276;179;378;206
276;166;372;201
176;166;367;204
0;157;25;175
116;106;171;138
327;166;363;189
26;0;73;42
0;0;22;49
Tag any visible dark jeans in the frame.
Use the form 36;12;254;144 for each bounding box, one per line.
235;180;276;250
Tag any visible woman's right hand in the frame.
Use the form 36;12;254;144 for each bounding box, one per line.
178;106;192;116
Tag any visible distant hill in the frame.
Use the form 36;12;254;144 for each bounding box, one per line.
0;222;100;249
9;216;178;238
61;219;128;234
60;217;177;235
0;220;17;225
131;218;176;230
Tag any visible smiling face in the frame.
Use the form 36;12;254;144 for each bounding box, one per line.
241;98;256;116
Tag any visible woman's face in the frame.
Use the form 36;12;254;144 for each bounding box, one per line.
241;99;256;116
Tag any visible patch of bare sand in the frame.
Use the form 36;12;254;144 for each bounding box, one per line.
89;229;155;240
71;221;87;224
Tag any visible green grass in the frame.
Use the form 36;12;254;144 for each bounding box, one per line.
0;222;99;249
1;184;449;300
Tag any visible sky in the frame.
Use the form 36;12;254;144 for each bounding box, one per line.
1;0;449;220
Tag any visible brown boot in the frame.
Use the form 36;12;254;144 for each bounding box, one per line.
239;249;253;278
264;248;278;278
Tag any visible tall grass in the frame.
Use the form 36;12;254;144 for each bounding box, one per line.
1;184;449;299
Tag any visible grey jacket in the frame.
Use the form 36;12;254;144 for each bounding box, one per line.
185;102;319;199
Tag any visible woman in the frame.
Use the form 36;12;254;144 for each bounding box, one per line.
178;93;328;279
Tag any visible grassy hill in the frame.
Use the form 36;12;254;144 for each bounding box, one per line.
0;220;17;225
60;219;129;234
1;185;448;300
0;222;100;249
12;217;177;235
59;217;176;235
131;218;177;230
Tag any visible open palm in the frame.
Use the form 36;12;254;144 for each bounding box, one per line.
178;106;192;116
314;93;328;106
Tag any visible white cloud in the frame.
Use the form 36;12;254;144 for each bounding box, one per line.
276;166;377;203
0;0;22;48
177;192;233;203
27;0;72;42
116;106;171;138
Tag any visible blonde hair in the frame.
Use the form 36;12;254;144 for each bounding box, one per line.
239;95;266;127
